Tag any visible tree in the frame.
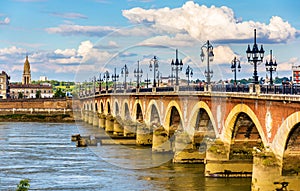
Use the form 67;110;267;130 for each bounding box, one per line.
36;90;41;98
54;88;65;98
18;92;23;99
16;179;30;191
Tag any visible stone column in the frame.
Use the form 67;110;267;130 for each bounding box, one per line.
173;131;205;163
113;119;124;136
105;114;114;133
92;112;99;127
136;124;153;145
88;111;93;124
99;113;106;129
152;126;171;152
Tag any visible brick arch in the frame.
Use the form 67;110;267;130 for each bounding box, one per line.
99;100;104;113
187;101;218;138
132;99;144;122
114;99;120;116
105;99;111;114
221;104;266;146
121;99;131;120
90;102;93;111
163;100;183;132
145;100;161;125
272;111;300;158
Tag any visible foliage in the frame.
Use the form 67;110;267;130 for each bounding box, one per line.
54;88;65;98
35;90;41;98
18;92;23;99
16;179;30;191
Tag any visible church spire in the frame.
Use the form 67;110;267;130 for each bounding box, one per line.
22;54;31;85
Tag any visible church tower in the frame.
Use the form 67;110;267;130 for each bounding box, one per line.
22;55;31;85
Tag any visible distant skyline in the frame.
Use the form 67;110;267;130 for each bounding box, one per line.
0;0;300;82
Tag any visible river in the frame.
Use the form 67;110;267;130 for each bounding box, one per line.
0;122;251;190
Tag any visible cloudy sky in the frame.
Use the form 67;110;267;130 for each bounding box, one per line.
0;0;300;82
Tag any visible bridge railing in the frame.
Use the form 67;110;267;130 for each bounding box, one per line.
79;84;300;98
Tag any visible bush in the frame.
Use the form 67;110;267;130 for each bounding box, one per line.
16;179;30;191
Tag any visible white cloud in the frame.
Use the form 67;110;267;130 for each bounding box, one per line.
122;1;298;43
46;24;117;37
0;17;10;25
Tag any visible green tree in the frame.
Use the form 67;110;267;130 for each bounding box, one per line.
36;90;41;98
54;88;65;98
18;92;23;99
16;179;30;191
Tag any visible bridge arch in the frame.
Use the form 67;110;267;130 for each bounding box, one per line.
187;101;218;138
114;100;120;116
272;111;300;158
105;99;111;114
145;100;161;125
222;104;266;146
132;99;144;122
100;101;104;113
163;100;183;133
95;102;98;112
121;99;131;120
90;102;93;111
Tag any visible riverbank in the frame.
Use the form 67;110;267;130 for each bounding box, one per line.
0;113;75;122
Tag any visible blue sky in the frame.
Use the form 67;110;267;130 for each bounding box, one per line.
1;0;300;82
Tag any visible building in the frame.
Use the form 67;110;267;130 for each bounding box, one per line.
40;75;48;81
292;65;300;84
0;71;10;99
10;55;53;99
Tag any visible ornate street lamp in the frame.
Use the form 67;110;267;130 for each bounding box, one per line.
149;56;159;87
265;50;277;85
134;61;143;88
200;40;214;84
231;57;241;85
246;29;265;84
185;65;193;86
111;67;119;90
103;70;110;91
121;64;129;90
171;49;183;86
98;73;103;93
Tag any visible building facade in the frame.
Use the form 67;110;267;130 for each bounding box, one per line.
10;55;53;99
0;71;10;99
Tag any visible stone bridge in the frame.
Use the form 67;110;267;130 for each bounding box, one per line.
77;85;300;190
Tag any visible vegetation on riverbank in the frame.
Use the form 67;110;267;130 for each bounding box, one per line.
0;113;74;122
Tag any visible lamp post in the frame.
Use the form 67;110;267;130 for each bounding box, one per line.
185;65;193;86
134;61;143;88
231;57;241;85
265;50;277;85
144;73;150;88
200;40;214;84
157;72;162;87
246;29;265;84
111;67;119;90
103;70;110;91
121;64;129;90
98;73;103;93
171;49;183;86
149;56;159;87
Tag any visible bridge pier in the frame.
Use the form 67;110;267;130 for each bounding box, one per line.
113;117;124;136
173;132;205;163
99;113;106;128
152;126;172;152
84;110;89;123
105;114;114;133
88;111;93;124
123;120;137;137
92;112;99;127
136;124;153;145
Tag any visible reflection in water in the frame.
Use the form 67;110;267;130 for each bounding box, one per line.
0;122;251;190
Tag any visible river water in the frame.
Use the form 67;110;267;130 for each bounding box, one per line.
0;122;251;190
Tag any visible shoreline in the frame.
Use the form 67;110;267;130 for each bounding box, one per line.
0;113;75;123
